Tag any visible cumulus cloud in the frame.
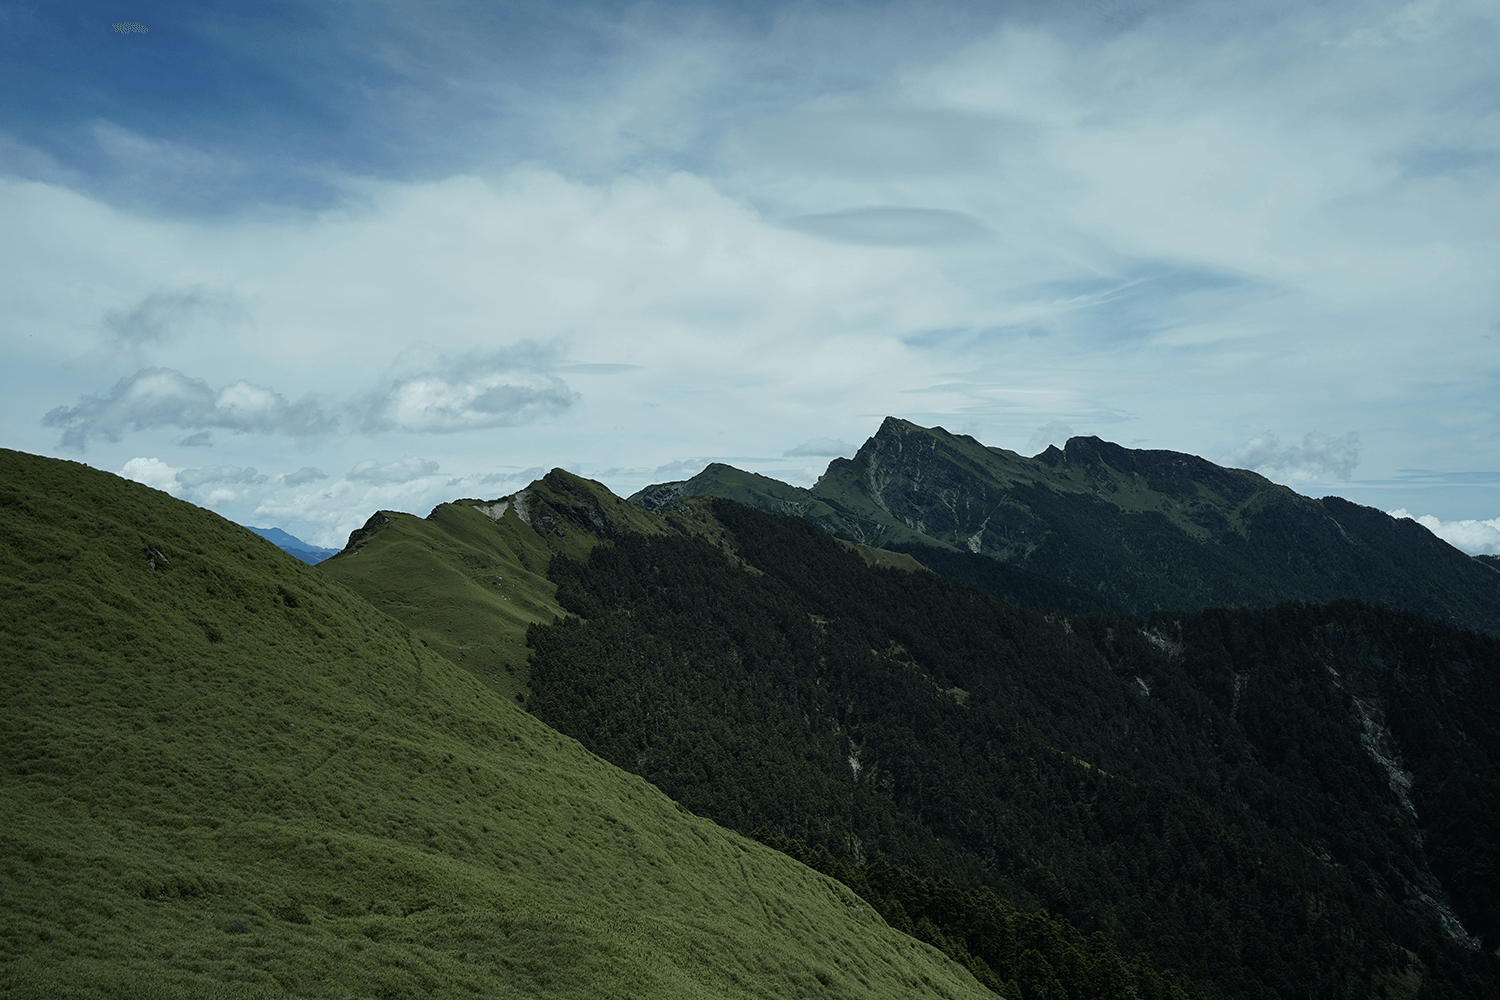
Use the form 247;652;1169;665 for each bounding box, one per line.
282;466;329;487
1225;431;1362;482
354;347;580;434
44;368;337;449
783;206;992;247
119;457;181;494
102;286;248;346
784;437;855;457
1388;509;1500;555
347;456;441;485
1027;422;1074;454
179;431;214;447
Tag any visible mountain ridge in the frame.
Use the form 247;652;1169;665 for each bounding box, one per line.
634;418;1500;632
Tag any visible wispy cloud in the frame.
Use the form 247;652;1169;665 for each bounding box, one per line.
1027;421;1073;453
175;465;268;489
783;206;992;246
102;286;249;347
784;437;855;457
282;466;328;487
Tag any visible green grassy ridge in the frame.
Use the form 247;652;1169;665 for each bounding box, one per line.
0;449;994;1000
318;500;558;702
315;467;682;701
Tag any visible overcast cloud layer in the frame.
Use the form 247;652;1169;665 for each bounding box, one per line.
3;0;1498;551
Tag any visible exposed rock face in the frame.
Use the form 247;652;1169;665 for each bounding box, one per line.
332;511;392;558
633;417;1500;632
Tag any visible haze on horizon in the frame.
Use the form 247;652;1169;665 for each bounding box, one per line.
2;0;1498;553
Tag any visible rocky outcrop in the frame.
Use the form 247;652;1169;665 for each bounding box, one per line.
331;511;392;558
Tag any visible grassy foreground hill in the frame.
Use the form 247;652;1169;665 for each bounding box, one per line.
0;449;993;1000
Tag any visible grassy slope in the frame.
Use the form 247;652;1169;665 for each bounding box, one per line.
316;501;560;703
0;449;991;1000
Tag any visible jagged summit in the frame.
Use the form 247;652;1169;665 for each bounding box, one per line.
631;419;1500;632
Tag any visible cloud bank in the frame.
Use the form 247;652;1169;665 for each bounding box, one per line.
354;349;580;434
43;369;337;449
1388;509;1500;556
348;456;442;485
1225;431;1362;483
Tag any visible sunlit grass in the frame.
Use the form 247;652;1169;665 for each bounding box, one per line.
0;449;990;999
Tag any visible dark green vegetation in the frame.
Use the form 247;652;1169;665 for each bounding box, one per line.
0;450;999;999
525;498;1500;1000
633;418;1500;633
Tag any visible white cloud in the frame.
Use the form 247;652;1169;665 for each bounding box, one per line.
119;456;181;494
1387;508;1500;555
1225;431;1362;483
354;346;579;434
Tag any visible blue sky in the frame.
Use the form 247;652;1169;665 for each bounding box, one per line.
3;0;1499;553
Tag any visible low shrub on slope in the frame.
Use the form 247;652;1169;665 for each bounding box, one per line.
0;449;990;1000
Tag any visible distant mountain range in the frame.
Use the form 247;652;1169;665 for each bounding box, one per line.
242;525;340;565
631;417;1500;634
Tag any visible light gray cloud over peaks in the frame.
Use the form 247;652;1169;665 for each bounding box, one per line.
355;348;580;434
1027;422;1074;454
1225;431;1362;483
348;456;441;485
784;437;855;457
43;368;338;449
783;206;993;247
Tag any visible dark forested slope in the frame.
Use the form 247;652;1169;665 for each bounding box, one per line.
525;499;1500;1000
